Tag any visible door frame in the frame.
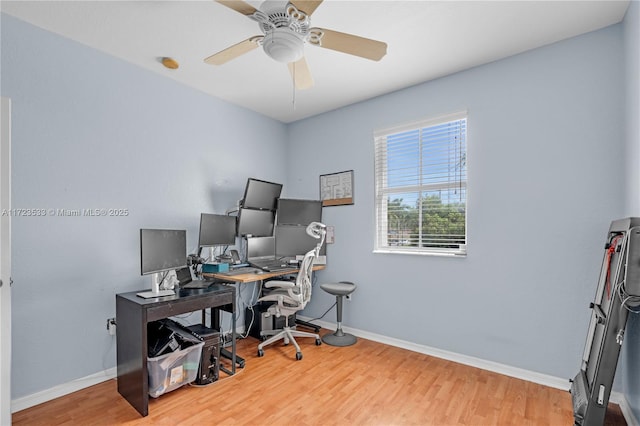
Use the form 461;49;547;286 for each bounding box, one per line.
1;96;13;424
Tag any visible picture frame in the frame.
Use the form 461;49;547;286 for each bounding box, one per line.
320;170;354;207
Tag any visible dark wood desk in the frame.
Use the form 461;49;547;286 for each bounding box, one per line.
116;284;235;417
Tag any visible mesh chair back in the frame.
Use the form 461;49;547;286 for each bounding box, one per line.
295;248;316;308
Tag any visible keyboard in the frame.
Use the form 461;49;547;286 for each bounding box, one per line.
220;267;263;276
250;260;290;270
182;280;214;289
262;265;296;272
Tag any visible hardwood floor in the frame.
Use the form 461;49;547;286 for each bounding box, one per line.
13;332;627;425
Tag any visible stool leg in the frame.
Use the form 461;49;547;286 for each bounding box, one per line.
334;295;345;337
321;293;357;347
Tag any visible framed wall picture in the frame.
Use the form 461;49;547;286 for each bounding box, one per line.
320;170;354;207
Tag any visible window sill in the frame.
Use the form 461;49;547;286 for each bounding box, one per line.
373;248;466;258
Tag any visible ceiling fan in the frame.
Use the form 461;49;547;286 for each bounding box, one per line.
204;0;388;90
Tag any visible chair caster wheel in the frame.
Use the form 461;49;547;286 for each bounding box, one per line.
257;349;264;357
315;338;322;346
296;352;302;360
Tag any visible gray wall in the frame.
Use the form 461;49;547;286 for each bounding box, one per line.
622;0;640;421
1;14;288;399
289;24;625;381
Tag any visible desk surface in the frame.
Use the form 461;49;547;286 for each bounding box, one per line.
117;283;233;306
204;265;325;283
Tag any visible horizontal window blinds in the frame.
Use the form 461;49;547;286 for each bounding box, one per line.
374;113;467;255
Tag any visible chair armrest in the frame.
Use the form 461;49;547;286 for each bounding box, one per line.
257;293;300;308
257;294;285;303
264;280;295;289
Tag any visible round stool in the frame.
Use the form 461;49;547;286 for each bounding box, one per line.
320;281;357;346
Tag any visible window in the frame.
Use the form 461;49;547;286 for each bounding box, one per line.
374;112;467;256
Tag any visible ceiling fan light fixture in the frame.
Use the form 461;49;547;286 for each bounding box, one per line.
262;28;304;63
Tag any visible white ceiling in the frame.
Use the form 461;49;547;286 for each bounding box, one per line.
1;0;630;123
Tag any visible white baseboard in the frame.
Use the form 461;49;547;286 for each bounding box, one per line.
615;394;640;426
300;316;569;390
299;315;639;425
11;367;116;413
10;321;250;414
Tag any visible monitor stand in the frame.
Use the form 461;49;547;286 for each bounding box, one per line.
137;272;175;299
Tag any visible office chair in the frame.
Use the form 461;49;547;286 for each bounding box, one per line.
256;222;326;360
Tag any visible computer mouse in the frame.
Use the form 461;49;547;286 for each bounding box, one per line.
256;270;264;274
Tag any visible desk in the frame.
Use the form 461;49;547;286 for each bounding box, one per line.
116;284;235;417
203;264;325;283
204;265;326;338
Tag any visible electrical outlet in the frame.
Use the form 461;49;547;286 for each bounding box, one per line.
107;318;116;335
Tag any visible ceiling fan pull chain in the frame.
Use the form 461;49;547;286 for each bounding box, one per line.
292;65;297;110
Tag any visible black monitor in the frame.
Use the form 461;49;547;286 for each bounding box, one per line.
275;225;326;258
241;178;283;211
247;236;276;259
140;229;187;275
237;208;275;237
276;198;322;226
198;213;236;247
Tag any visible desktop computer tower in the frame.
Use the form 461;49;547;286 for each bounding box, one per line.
246;302;296;340
186;324;220;385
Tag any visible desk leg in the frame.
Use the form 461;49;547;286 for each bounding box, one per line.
232;311;236;374
214;305;243;374
116;296;149;417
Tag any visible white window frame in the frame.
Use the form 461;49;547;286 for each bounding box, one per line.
374;111;467;256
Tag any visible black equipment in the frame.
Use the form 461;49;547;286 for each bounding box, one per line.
571;217;640;425
246;301;296;340
186;324;221;386
241;178;282;211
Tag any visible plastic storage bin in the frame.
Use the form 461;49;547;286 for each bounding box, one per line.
147;341;204;398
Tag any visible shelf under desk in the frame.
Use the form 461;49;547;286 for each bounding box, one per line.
116;284;235;417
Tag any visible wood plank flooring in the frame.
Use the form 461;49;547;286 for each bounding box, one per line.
13;332;627;425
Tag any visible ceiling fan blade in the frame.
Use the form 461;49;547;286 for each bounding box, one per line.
288;57;314;90
310;28;387;61
289;0;323;16
215;0;257;16
204;37;262;65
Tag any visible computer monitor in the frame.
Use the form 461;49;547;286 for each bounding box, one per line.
237;208;275;237
275;225;326;258
140;229;187;275
139;229;187;298
276;198;322;226
241;178;283;211
198;213;236;247
247;236;276;260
